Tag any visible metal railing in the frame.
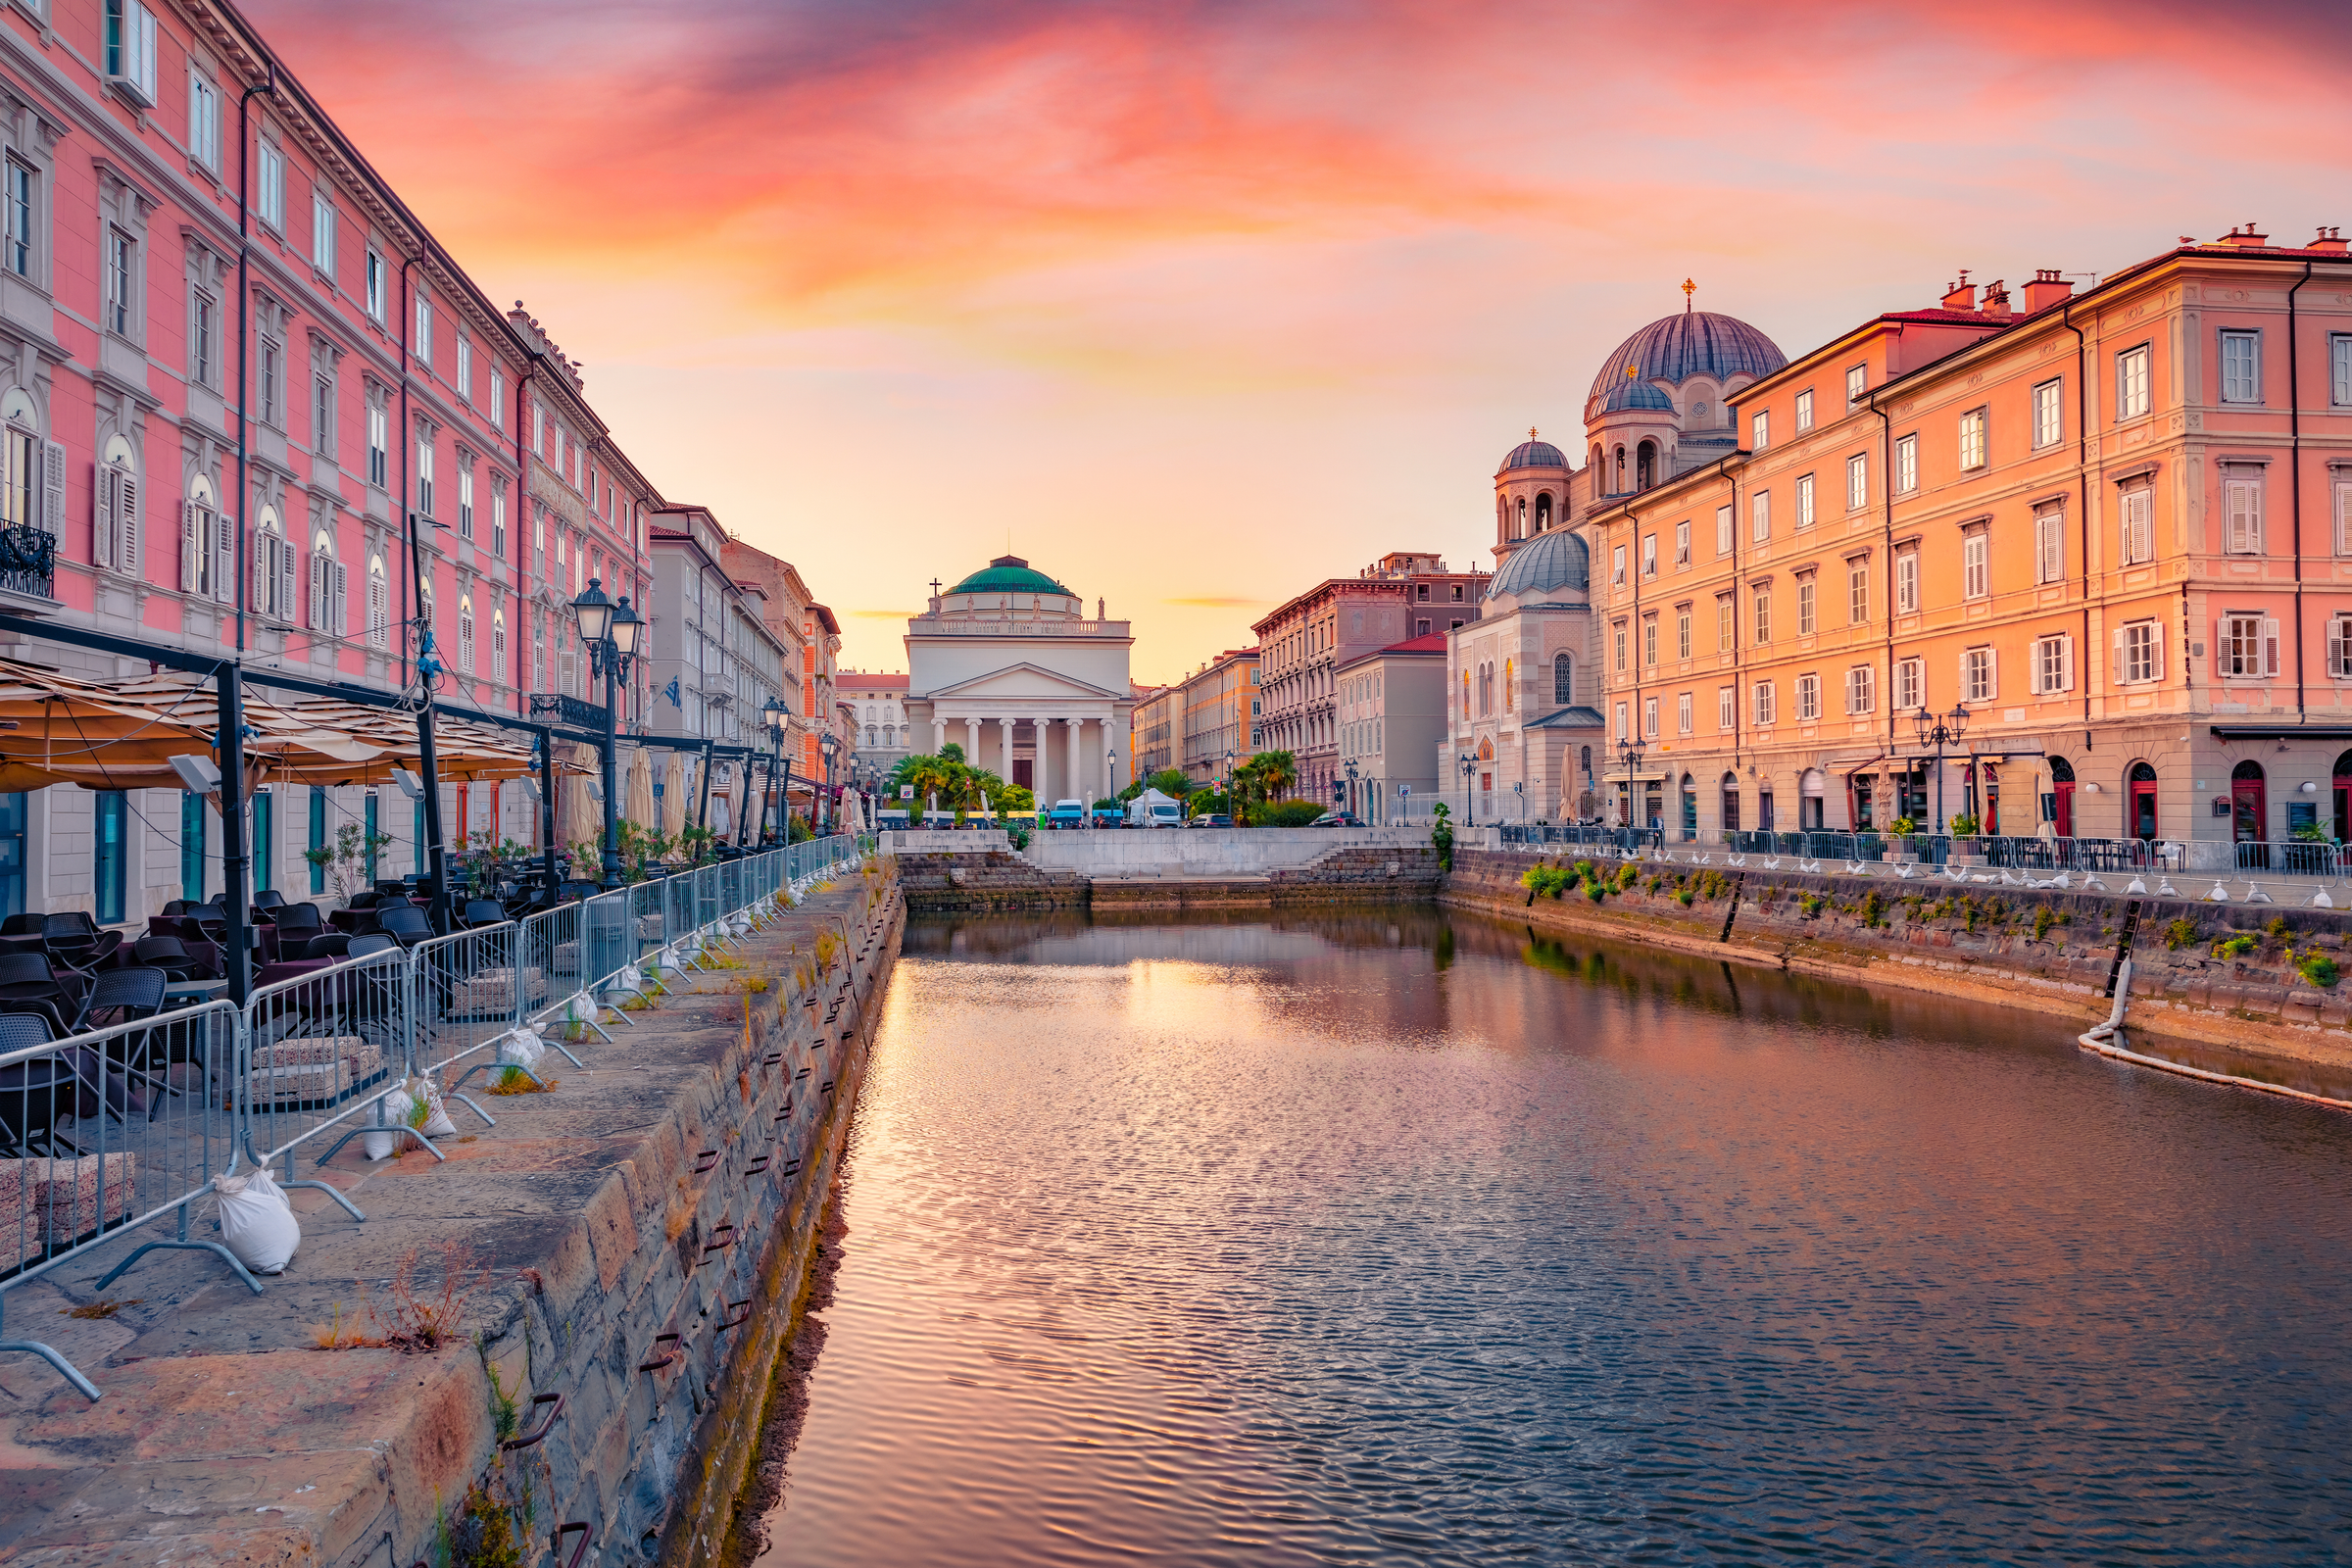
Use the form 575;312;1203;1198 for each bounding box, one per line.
0;835;871;1401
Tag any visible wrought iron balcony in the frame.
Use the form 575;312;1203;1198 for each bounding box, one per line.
529;692;612;730
0;526;56;600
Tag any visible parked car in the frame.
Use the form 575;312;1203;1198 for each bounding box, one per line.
1310;810;1363;827
1046;799;1087;829
1187;812;1233;828
1126;789;1184;828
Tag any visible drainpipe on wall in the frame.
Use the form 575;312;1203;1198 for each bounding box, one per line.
231;61;277;655
2288;259;2313;721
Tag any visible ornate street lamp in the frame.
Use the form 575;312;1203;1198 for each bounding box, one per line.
1457;752;1477;827
761;696;792;847
1618;741;1644;839
571;578;640;889
1911;704;1971;835
1345;756;1360;821
819;731;840;835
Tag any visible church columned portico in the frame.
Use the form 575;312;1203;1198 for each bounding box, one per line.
906;557;1136;810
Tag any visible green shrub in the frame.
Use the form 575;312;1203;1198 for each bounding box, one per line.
1675;888;1694;906
1859;890;1886;928
1585;879;1606;903
2033;906;2055;942
2297;952;2341;988
2213;934;2258;959
2164;917;2197;951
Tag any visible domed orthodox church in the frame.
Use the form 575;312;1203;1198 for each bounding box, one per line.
1446;286;1787;820
901;557;1136;804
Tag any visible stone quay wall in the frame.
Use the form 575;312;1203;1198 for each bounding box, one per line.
899;844;1442;913
1443;848;2352;1067
0;864;905;1568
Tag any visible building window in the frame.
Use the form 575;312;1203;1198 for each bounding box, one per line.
1642;697;1658;740
1716;594;1735;653
1894;433;1918;495
1895;548;1920;614
2223;471;2263;554
1751;489;1770;544
415;292;433;366
2033;377;2063;448
1963;645;1995;703
1715;505;1733;556
1751;585;1771;646
2033;633;2073;695
191;290;216;387
1552;653;1572;704
105;227;133;337
4;161;31;279
187;73;220;172
1796;575;1816;636
259;335;281;427
1677;691;1692;735
1674;519;1690;565
2328;615;2352;678
416;433;435;516
2336;476;2352;556
2117;620;2160;684
1797;672;1821;721
456;334;471;403
1895;657;1923;710
1845;664;1876;715
312;192;335;272
257;141;284;230
1614;702;1628;742
1841;453;1866;513
1958;407;1987;470
458;594;476;673
1751;410;1768;450
491;478;507;557
1642;532;1657;578
1794;388;1815;433
1610;544;1626;587
1747;679;1773;727
1846;557;1870;625
367;397;387;488
1612;619;1627;672
458;464;475;540
1846;364;1867;405
490;368;505;428
2116;343;2151;419
306;529;345;634
2332;334;2352;408
1642;615;1657;667
1963;530;1988;600
1795;472;1816;530
365;249;385;322
367;553;389;648
2220;329;2260;404
2221;613;2278;678
2034;503;2065;583
2120;483;2153;564
313;373;334;456
103;1;158;102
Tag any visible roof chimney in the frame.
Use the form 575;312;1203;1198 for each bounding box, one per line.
1940;270;1976;312
1980;278;2012;318
2310;226;2349;255
2217;221;2271;249
2021;269;2075;314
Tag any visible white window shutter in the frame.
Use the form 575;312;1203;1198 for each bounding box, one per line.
117;470;137;574
93;466;115;569
2263;615;2280;677
2330;618;2347;678
334;562;349;637
214;511;235;604
40;442;65;537
2112;626;2125;685
1985;647;1997;700
2060;634;2074;693
253;530;269;612
279;539;296;623
179;501;200;593
307;552;325;629
2149;621;2164;681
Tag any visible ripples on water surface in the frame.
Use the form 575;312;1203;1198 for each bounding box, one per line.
752;910;2352;1566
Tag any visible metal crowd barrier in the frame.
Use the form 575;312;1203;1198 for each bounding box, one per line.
0;835;875;1402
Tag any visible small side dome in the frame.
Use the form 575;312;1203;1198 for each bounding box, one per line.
1498;431;1569;473
1594;380;1676;414
1487;528;1589;602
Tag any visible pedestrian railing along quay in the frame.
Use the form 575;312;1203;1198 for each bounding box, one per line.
0;834;868;1402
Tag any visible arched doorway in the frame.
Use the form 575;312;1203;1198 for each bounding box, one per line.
1680;772;1697;840
1800;767;1827;831
1720;771;1741;835
2128;761;2159;840
1637;440;1658;491
2335;750;2352;843
2048;756;2076;838
2232;760;2268;858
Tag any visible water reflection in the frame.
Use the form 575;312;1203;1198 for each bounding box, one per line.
752;909;2352;1567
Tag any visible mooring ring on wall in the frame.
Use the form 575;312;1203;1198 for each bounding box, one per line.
637;1333;683;1373
502;1392;564;1451
702;1223;738;1255
692;1149;720;1174
715;1299;753;1332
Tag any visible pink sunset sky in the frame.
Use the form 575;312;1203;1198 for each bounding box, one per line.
244;0;2352;686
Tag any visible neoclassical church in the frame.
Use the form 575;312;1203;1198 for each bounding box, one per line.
1446;294;1788;818
902;556;1136;804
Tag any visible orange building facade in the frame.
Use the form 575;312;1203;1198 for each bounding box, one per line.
1579;229;2352;854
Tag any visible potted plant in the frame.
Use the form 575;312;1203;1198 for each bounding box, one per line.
1947;811;1984;862
1886;815;1920;863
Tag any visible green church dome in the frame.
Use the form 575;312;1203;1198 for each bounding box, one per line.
948;556;1074;597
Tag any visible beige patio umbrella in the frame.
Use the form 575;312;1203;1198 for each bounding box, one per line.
624;748;657;837
661;751;688;839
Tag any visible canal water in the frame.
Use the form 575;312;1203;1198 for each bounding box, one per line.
744;910;2352;1566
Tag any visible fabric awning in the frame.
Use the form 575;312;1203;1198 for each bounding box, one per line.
0;661;563;792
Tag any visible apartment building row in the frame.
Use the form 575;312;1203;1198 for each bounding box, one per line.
1446;226;2352;848
0;0;837;917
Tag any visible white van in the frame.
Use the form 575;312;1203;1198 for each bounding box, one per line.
1126;788;1183;828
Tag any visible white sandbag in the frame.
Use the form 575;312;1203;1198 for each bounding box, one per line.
409;1076;459;1140
214;1166;300;1275
499;1029;546;1071
617;964;643;992
363;1089;416;1161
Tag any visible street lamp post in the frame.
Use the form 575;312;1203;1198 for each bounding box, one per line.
1345;757;1359;821
760;697;791;847
569;578;641;890
1457;753;1477;827
819;732;840;836
1911;704;1971;834
1618;742;1644;840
